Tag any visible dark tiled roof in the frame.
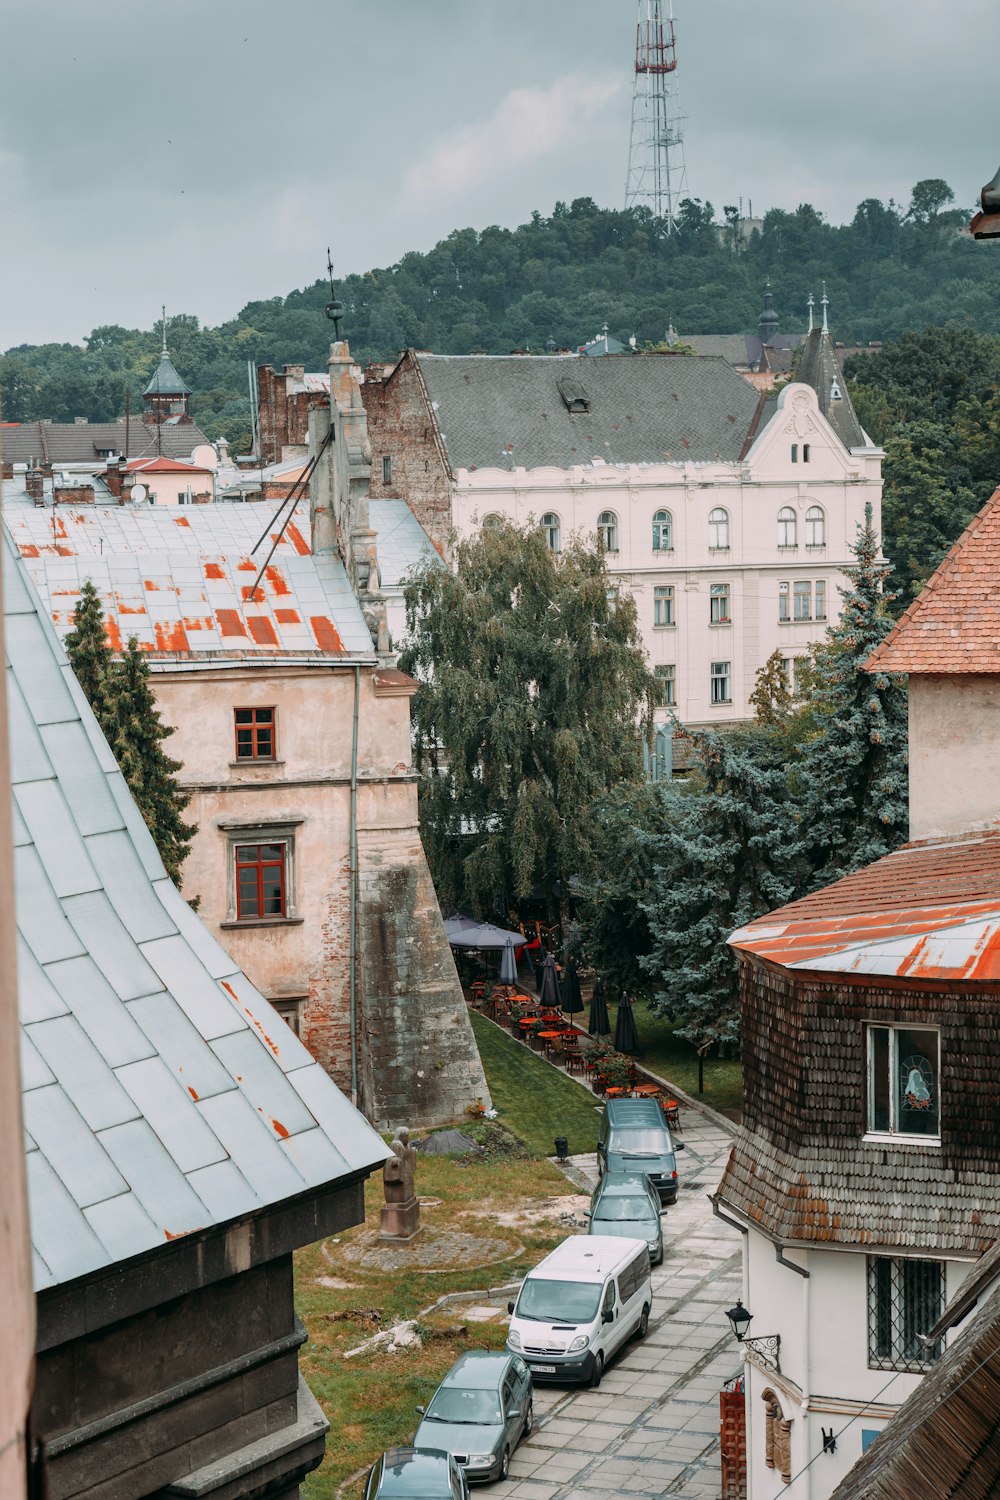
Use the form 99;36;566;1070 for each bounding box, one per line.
413;353;761;472
866;486;1000;675
143;351;191;396
677;334;754;365
2;420;211;466
795;328;868;449
829;1282;1000;1500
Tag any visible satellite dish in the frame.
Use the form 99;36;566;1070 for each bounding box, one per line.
129;483;147;503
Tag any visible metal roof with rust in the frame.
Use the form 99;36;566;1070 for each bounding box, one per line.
729;830;1000;981
5;531;389;1291
2;486;376;662
866;484;1000;675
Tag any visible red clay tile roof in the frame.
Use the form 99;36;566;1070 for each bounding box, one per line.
729;828;1000;980
866;485;1000;674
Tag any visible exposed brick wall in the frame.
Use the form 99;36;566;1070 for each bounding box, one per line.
258;365;328;466
362;353;454;557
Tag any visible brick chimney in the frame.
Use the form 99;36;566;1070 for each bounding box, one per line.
25;465;44;505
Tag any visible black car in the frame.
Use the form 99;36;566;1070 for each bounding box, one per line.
365;1448;469;1500
413;1350;533;1482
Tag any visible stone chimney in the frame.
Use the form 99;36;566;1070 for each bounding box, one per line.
283;364;305;382
308;341;389;655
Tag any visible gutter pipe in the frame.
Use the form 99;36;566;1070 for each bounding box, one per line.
349;663;360;1106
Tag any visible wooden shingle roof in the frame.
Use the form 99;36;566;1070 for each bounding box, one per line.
866;485;1000;675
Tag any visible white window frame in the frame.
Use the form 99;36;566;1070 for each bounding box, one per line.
540;512;561;553
654;664;675;707
652;509;673;551
778;581;789;622
710;660;731;705
865;1023;941;1143
708;508;729;551
815;579;827;620
777;506;797;549
597;510;619;553
793;580;812;620
710;582;731;624
805;505;826;548
653;585;675;628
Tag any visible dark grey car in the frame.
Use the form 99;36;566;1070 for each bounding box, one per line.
587;1171;664;1264
413;1351;533;1482
365;1448;469;1500
597;1098;684;1205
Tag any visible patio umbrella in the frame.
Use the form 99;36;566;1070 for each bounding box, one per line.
614;990;640;1055
588;977;611;1037
563;956;584;1016
443;917;524;950
499;936;518;985
539;952;562;1011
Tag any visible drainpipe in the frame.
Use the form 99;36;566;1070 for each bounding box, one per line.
349;663;360;1107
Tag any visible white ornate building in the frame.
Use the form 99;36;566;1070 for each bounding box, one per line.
363;329;882;739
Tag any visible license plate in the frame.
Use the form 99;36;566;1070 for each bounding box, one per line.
530;1363;556;1373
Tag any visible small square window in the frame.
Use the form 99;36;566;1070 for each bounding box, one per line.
271;996;306;1037
234;706;275;761
710;660;731;704
654;664;675;707
654;585;674;627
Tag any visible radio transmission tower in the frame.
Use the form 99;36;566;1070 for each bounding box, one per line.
625;0;688;232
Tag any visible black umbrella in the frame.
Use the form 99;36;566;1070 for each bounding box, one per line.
563;956;584;1016
588;977;611;1037
539;952;562;1010
614;990;640;1054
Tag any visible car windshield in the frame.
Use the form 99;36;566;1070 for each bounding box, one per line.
594;1196;655;1222
424;1389;502;1425
516;1278;601;1324
609;1128;669;1156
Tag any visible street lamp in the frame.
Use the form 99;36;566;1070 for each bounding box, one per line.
724;1300;781;1373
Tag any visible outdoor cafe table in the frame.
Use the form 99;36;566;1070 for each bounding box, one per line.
537;1029;564;1057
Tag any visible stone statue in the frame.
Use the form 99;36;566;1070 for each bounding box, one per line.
379;1126;422;1242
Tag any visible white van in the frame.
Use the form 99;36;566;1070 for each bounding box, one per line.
505;1235;652;1388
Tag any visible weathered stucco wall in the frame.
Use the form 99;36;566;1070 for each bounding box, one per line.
152;663;488;1124
909;674;1000;840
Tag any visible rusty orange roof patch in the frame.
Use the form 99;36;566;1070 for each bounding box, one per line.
215;608;247;638
204;561;225;580
310;615;344;652
285;523;310;556
174;516;191;527
264;565;290;595
274;608;300;624
247;616;278;647
105;620;122;651
154;621;191;652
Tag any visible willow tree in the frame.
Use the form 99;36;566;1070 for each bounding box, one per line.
399;518;655;927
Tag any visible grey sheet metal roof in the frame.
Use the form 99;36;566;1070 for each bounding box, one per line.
143;351;191;396
1;419;211;467
413;353;761;473
369;499;441;589
5;531;388;1291
3;493;377;661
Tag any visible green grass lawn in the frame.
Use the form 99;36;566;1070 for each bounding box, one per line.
616;1000;743;1115
469;1009;605;1157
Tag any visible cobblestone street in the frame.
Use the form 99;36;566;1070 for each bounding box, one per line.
497;1108;741;1500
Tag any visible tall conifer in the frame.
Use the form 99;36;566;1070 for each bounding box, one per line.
64;579;115;739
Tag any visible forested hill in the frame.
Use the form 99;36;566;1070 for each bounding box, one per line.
3;188;999;454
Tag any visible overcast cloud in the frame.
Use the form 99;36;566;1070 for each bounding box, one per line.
1;0;996;347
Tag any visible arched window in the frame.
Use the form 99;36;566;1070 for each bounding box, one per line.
652;509;673;551
540;512;561;552
777;506;797;548
481;513;503;530
708;507;729;550
805;505;826;547
597;510;619;553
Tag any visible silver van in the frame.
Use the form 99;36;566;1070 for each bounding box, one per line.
506;1234;652;1388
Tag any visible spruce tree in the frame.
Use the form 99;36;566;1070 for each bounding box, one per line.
795;504;908;886
641;729;802;1051
109;638;196;886
64;579;115;739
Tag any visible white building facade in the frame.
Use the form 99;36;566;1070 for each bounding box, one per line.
454;381;881;728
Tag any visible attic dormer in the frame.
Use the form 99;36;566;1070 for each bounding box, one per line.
556;376;591;414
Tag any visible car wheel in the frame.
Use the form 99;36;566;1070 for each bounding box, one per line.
500;1446;510;1480
590;1353;604;1389
637;1304;650;1339
524;1401;533;1437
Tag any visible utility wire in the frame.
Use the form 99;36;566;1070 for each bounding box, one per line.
246;428;334;601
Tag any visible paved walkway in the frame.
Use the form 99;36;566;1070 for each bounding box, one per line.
496;1109;741;1500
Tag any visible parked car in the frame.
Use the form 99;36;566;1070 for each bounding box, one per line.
364;1448;469;1500
413;1351;533;1483
597;1097;684;1205
507;1234;652;1388
586;1171;664;1264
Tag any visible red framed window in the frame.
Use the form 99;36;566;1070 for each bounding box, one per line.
235;843;286;919
235;706;275;761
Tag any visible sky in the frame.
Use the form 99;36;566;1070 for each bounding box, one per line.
1;0;997;348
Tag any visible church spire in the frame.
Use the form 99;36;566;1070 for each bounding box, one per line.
821;281;829;335
161;304;168;356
